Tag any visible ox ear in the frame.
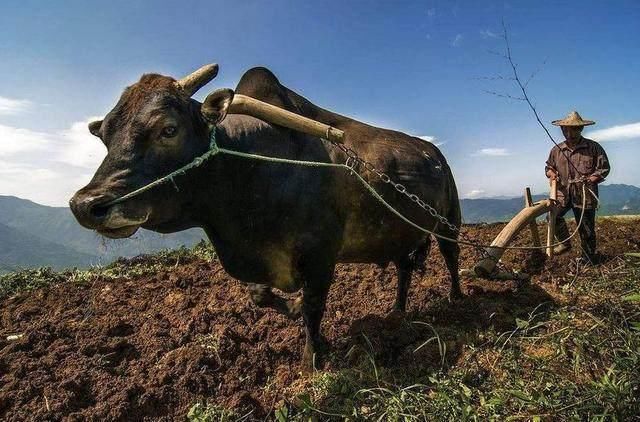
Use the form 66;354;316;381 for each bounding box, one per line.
88;120;103;137
202;88;235;125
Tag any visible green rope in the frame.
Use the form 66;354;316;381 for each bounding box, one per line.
104;127;443;236
103;127;582;250
104;128;222;207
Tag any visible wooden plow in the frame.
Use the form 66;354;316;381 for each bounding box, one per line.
462;180;559;282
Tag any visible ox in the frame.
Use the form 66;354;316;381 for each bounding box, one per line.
70;64;462;372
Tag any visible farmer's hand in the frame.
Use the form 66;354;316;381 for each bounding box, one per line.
546;169;558;180
588;175;601;184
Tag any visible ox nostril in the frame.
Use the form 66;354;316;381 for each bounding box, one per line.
89;202;110;220
70;193;114;229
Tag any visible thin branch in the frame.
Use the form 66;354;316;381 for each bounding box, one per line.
500;19;558;147
470;75;516;81
524;58;548;87
497;18;585;178
483;90;526;101
486;49;509;59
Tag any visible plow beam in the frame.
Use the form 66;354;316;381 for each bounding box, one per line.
473;199;553;277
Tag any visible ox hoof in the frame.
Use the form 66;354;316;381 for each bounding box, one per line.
386;307;406;322
448;290;464;303
286;296;303;320
390;301;406;313
301;350;322;375
301;354;315;375
301;338;328;375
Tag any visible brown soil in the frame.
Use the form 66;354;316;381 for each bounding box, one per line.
1;219;638;421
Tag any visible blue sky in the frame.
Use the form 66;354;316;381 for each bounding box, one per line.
1;0;639;205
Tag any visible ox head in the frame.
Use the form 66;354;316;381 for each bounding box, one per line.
69;64;234;238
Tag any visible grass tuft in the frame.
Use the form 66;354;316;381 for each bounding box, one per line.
0;241;216;300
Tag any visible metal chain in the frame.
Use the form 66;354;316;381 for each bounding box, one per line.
324;139;510;272
333;141;459;231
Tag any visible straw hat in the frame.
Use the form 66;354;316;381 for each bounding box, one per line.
551;111;595;126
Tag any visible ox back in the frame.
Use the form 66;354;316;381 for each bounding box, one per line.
227;67;461;264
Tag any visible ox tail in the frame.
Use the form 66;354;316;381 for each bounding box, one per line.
413;161;461;276
439;158;462;236
409;240;431;276
445;166;462;236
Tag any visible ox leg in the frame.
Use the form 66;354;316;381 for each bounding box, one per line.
437;238;463;301
247;283;302;319
392;239;431;313
392;258;413;313
300;269;333;374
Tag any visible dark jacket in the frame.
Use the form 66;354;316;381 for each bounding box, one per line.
545;137;610;208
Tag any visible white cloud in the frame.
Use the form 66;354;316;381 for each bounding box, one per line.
0;124;52;156
416;135;445;147
0;117;106;206
451;34;464;47
0;158;94;207
0;117;105;168
57;116;106;168
0;96;33;115
587;122;640;142
474;147;511;156
465;189;486;199
480;29;499;39
0;160;60;180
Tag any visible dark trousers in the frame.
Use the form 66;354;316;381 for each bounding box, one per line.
555;206;597;260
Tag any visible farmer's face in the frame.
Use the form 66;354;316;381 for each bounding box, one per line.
561;126;583;142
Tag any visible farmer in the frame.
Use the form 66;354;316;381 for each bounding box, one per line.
545;111;610;264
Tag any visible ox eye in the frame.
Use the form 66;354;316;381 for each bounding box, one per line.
161;125;178;138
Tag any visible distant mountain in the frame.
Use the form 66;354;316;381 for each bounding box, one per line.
0;222;97;273
461;184;640;223
594;184;640;215
0;195;205;273
1;183;638;272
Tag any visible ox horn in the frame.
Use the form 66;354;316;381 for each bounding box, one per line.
176;63;219;96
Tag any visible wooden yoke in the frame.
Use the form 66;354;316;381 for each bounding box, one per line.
546;179;558;257
228;94;345;144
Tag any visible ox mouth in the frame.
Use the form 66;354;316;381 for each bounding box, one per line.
95;203;150;238
97;225;141;239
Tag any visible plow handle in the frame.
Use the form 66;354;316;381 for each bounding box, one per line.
546;179;558;257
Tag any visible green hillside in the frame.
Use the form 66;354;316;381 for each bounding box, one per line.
461;183;640;223
0;222;97;273
0;195;205;273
